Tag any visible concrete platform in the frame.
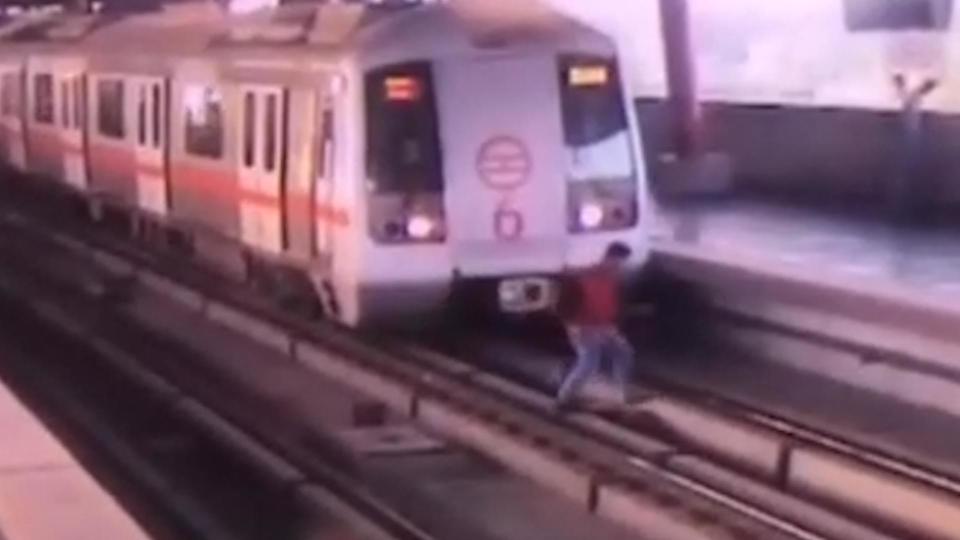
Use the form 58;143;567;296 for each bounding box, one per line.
0;377;149;540
654;199;960;297
650;198;960;419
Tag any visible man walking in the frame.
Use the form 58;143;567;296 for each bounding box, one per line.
555;242;635;411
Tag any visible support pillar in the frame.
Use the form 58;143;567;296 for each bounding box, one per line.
654;0;732;198
659;0;701;157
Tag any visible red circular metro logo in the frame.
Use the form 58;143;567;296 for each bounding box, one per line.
476;135;532;192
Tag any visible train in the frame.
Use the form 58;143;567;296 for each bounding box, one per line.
0;1;650;327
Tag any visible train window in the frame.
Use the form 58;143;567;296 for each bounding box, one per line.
558;56;633;182
97;78;125;139
243;92;255;168
33;73;54;124
264;93;277;173
73;78;83;129
61;80;69;128
364;62;443;193
0;78;6;117
184;85;223;159
137;85;147;145
316;99;334;181
2;73;19;118
152;83;161;148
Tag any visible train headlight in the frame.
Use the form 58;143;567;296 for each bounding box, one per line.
368;193;445;245
578;203;605;230
406;214;435;240
568;180;638;234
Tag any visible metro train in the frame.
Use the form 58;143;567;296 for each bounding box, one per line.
0;1;650;327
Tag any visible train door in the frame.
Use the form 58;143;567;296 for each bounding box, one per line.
239;85;286;254
0;67;26;170
132;77;168;216
59;73;87;190
313;91;337;261
436;55;567;275
279;87;322;261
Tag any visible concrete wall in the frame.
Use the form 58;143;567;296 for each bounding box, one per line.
636;98;960;212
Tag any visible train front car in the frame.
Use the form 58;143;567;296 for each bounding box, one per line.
351;6;648;326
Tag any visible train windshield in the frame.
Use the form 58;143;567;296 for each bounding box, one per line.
365;62;444;193
559;56;634;183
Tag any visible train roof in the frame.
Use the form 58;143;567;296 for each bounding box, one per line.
0;1;614;64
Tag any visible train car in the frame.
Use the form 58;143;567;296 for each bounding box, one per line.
0;1;650;327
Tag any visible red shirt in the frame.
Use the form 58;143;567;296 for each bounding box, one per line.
570;265;621;326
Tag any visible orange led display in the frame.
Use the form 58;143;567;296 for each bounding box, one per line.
569;65;610;87
385;76;423;101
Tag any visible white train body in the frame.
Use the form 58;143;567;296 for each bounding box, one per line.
0;2;650;326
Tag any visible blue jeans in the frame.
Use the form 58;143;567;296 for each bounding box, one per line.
557;325;634;404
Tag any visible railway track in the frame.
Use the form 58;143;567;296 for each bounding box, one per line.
0;191;777;540
0;206;654;540
0;292;412;540
439;329;960;540
0;226;439;540
635;366;960;516
2;177;959;539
